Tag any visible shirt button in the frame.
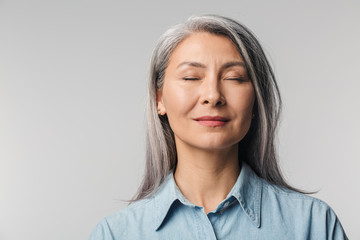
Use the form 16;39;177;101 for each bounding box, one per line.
224;202;229;208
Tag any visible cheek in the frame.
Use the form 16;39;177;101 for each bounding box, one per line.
162;85;197;116
229;87;255;116
230;91;255;142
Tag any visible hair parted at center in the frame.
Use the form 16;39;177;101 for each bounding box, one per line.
132;14;304;202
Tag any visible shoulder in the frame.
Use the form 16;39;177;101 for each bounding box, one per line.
262;179;326;205
89;197;155;240
260;180;348;239
108;197;154;227
261;179;333;216
263;179;336;211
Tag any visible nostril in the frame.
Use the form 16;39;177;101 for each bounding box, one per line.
202;98;225;105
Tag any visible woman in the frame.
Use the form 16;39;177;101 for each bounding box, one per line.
90;14;348;239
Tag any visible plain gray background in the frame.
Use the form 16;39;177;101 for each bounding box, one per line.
0;0;359;239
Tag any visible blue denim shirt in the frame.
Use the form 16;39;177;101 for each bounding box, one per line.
89;163;348;239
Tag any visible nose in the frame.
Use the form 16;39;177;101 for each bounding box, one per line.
200;77;225;107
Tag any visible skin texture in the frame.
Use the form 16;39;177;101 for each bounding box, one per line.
157;32;255;213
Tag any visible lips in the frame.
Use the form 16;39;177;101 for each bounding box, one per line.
194;116;230;127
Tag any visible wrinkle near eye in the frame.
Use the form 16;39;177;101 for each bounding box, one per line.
177;69;204;80
222;71;248;80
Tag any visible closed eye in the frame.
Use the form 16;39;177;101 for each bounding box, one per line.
183;77;200;81
226;77;248;82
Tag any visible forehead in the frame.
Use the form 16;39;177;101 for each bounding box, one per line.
168;32;243;65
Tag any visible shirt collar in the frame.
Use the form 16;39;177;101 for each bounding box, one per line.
153;162;262;230
152;172;182;230
230;162;262;228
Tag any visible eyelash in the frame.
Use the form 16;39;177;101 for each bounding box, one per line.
182;77;247;82
226;77;247;82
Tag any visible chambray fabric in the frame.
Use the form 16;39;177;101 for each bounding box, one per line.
89;163;348;239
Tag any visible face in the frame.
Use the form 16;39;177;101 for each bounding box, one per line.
157;32;255;151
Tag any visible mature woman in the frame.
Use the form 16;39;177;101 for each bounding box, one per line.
90;15;347;239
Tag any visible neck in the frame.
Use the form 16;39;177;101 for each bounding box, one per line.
174;143;240;214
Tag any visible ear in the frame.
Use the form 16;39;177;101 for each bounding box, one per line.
156;88;166;115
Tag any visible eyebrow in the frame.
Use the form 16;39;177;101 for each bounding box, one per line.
221;61;246;70
176;61;206;69
176;61;246;70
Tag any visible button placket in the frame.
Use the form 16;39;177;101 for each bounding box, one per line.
193;207;217;240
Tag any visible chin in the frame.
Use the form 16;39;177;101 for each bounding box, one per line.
193;139;239;151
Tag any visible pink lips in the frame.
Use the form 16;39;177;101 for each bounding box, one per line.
194;116;230;127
